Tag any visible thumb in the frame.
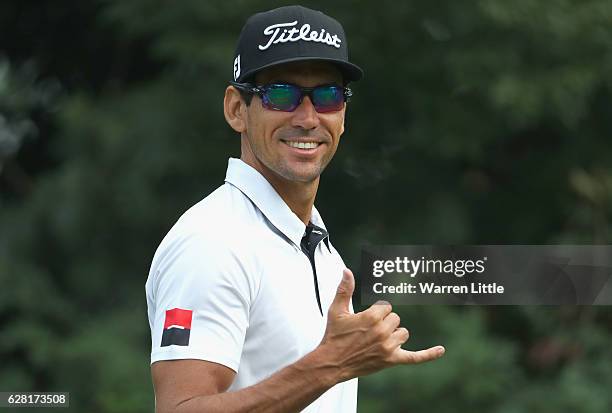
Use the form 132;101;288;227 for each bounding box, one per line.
329;268;355;315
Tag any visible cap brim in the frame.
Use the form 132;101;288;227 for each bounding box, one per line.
237;56;363;83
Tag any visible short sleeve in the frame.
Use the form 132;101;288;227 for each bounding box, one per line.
146;231;255;372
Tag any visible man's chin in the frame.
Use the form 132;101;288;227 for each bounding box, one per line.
277;165;324;184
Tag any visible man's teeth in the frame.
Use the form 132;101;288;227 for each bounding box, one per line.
285;141;320;149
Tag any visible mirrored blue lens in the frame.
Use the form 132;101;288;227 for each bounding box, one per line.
312;86;344;112
262;85;301;111
261;84;345;113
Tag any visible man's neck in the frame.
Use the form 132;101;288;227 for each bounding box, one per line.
264;172;319;226
240;157;319;226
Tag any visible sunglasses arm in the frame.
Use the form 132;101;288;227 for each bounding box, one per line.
229;81;264;95
343;87;353;102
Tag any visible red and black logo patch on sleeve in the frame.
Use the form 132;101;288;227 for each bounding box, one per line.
161;308;193;347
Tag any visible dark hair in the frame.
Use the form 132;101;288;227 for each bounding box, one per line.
238;89;254;106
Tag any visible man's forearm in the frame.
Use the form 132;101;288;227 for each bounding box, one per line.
164;348;341;413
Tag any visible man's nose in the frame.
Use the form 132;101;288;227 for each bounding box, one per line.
291;96;320;130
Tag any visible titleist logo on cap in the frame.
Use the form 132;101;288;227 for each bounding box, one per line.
258;20;342;51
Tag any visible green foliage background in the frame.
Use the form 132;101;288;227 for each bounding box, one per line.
1;0;611;411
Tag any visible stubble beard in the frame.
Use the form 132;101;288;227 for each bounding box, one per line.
263;151;329;184
242;131;335;184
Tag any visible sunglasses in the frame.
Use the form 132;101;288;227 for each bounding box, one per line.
230;81;352;113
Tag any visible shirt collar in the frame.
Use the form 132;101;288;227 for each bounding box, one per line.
225;158;329;248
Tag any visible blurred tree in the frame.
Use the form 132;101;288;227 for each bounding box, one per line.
0;0;611;412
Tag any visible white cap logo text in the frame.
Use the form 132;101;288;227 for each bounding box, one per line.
233;54;241;80
258;21;342;51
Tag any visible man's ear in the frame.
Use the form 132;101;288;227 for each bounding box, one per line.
224;86;247;133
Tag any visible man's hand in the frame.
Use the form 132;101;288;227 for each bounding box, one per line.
317;268;445;382
152;268;444;413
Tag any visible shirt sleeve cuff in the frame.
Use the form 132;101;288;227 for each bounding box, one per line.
150;347;240;373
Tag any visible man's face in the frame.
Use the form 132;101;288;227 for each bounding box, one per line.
240;61;346;184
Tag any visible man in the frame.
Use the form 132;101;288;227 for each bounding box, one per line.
146;5;445;412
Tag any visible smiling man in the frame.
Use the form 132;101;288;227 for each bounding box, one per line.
146;5;445;413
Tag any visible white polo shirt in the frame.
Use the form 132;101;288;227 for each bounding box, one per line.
146;158;358;412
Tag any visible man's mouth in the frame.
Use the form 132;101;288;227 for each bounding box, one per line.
281;140;321;149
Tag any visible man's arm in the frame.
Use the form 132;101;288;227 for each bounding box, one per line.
152;348;340;413
152;269;445;413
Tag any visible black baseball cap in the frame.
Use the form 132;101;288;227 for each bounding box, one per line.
232;5;363;83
